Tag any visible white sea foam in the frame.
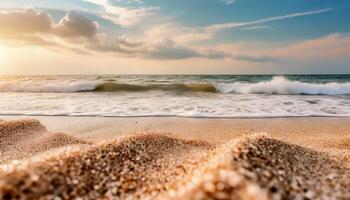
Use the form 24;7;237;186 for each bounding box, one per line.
0;91;349;118
0;75;350;118
216;76;350;95
0;80;99;93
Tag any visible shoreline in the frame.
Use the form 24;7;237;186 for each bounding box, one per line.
1;115;350;150
2;114;350;119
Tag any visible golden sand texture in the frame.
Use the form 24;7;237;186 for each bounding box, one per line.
0;120;89;164
0;120;350;200
0;119;46;150
0;133;214;200
175;135;350;199
324;138;350;150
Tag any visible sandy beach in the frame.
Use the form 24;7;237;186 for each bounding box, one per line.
2;116;350;154
0;116;349;199
1;0;350;197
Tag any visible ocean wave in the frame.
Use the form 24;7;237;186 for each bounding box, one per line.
216;76;350;95
0;80;97;93
1;76;350;95
0;81;218;93
93;82;218;92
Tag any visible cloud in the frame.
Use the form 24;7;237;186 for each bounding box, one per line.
214;33;350;64
204;8;332;33
240;25;270;31
0;8;223;60
145;43;201;59
273;33;350;60
81;0;159;27
0;8;99;39
90;36;276;61
0;8;277;62
221;0;235;5
55;11;99;38
89;36;229;60
233;54;277;62
0;8;53;34
141;39;232;60
145;9;332;45
87;33;145;54
145;23;213;45
0;8;103;55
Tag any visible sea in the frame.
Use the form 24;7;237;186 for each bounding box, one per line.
0;74;350;118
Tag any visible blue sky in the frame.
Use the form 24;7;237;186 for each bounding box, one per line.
0;0;349;74
3;0;349;39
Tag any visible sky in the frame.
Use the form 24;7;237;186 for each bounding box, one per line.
0;0;349;74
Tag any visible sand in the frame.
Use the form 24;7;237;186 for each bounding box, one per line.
0;117;350;199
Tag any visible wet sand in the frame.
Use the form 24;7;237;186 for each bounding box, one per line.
0;116;350;199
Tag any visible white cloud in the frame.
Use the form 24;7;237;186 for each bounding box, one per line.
222;0;235;5
0;8;278;62
0;8;53;34
0;8;99;39
56;11;99;37
145;23;213;44
81;0;108;5
240;25;270;31
146;9;332;45
233;54;277;62
81;0;159;27
0;8;222;60
205;8;332;32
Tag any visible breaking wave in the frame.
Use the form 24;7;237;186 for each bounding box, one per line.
1;76;350;95
0;80;97;93
0;81;218;93
93;82;218;93
217;76;350;95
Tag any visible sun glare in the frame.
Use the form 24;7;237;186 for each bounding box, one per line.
0;45;6;61
0;44;12;68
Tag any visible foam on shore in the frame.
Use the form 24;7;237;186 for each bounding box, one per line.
0;120;349;199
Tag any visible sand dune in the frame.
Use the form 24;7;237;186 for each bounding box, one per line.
0;120;349;199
